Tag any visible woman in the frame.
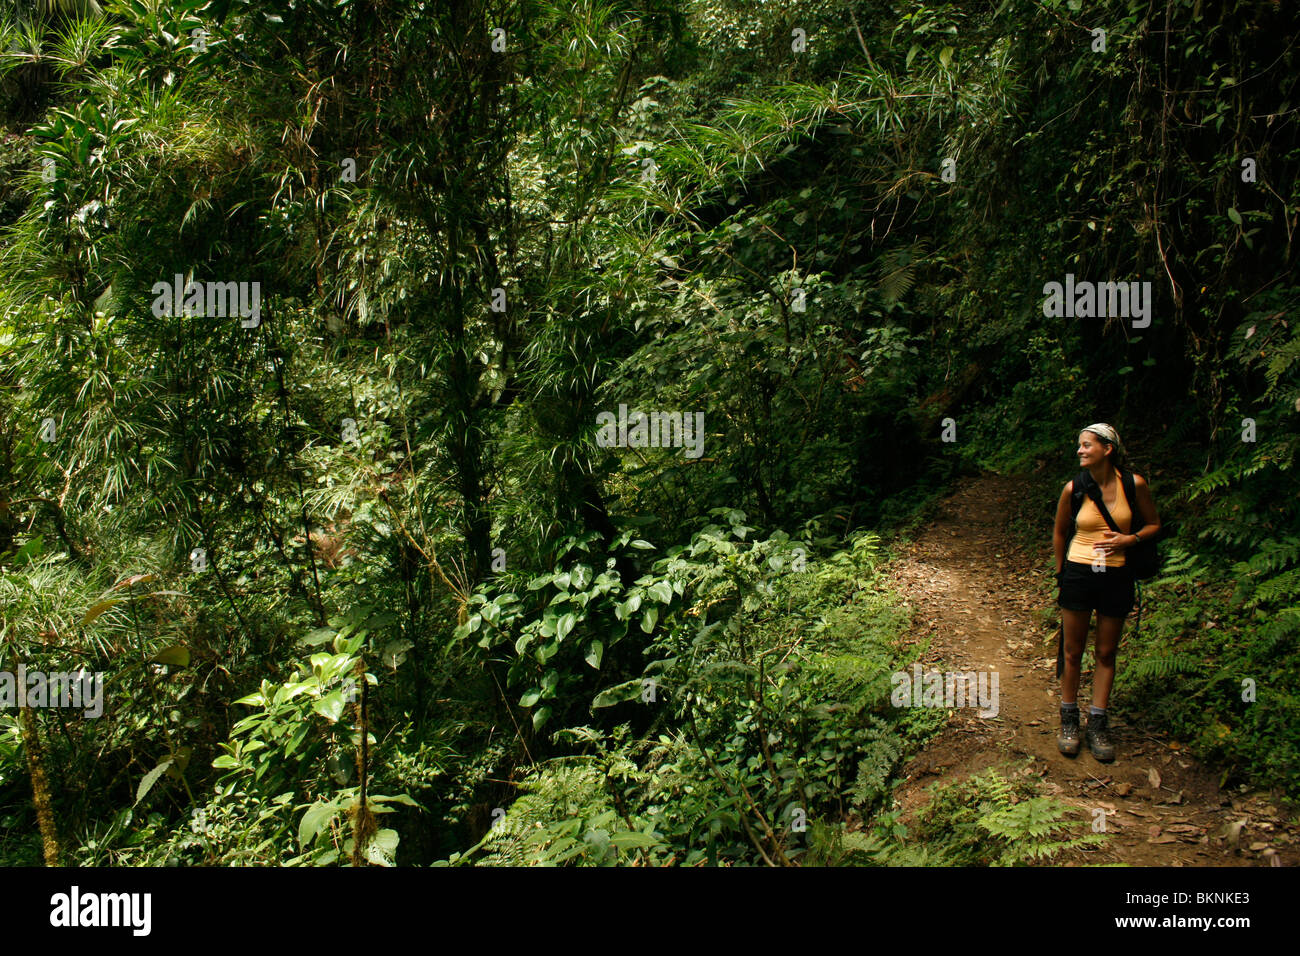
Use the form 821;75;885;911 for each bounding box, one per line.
1051;423;1160;761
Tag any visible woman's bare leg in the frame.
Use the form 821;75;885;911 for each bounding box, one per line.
1060;608;1091;702
1090;613;1124;709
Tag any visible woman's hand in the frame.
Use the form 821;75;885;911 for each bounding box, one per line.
1094;531;1137;555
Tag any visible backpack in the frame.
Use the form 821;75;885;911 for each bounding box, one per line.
1069;469;1160;580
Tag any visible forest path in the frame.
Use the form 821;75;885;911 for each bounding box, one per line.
878;473;1294;867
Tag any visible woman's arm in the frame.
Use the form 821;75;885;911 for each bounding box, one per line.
1098;473;1162;553
1053;482;1074;574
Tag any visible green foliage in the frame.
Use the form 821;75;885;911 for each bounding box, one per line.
69;619;419;866
800;767;1105;867
1116;539;1300;794
458;736;671;867
199;622;420;866
2;0;1298;866
906;768;1105;866
442;521;945;866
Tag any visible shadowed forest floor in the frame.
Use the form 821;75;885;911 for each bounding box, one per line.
878;474;1296;867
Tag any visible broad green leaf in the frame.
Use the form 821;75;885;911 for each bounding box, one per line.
532;705;552;730
82;597;124;625
608;830;664;849
592;679;644;709
135;758;174;805
151;645;191;667
585;639;604;669
364;828;400;866
312;690;347;723
298;801;336;847
371;794;420;807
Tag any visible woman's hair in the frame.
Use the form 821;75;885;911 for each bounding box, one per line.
1080;422;1127;469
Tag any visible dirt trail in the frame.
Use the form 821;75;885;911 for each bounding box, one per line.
881;474;1295;866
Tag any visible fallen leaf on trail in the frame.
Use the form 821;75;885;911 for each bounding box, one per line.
1115;782;1133;796
1147;767;1162;789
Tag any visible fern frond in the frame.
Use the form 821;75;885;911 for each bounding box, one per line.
878;240;929;305
1126;655;1201;680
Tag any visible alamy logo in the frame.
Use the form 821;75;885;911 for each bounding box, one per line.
596;404;705;459
151;274;261;327
890;664;1000;718
0;666;103;718
1042;274;1152;329
50;886;151;936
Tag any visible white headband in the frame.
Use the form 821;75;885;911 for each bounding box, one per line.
1082;423;1124;455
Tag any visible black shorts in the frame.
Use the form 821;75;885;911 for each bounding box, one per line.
1057;560;1134;619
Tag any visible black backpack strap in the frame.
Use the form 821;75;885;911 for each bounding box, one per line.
1121;470;1153;619
1078;470;1124;534
1070;470;1090;520
1118;469;1144;533
1133;579;1143;635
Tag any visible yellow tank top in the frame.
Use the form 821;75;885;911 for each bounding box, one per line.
1067;476;1133;568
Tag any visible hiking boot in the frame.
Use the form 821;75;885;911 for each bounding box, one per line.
1057;706;1081;756
1086;711;1116;762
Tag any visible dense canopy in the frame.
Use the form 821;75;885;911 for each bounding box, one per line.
0;0;1296;867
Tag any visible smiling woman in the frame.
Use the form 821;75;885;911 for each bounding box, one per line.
1051;423;1161;762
